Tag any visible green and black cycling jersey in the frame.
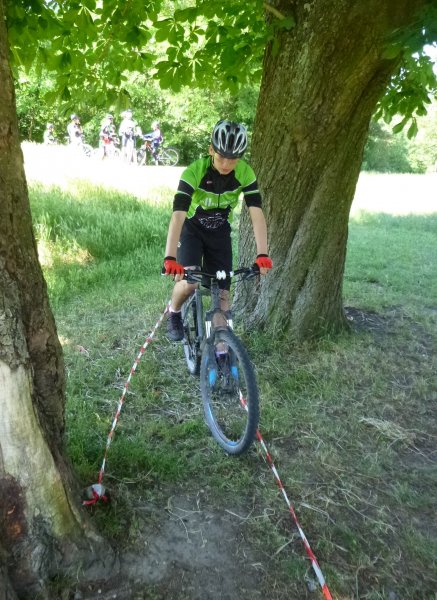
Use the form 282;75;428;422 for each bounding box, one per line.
173;156;262;230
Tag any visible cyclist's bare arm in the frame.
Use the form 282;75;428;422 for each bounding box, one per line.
165;210;186;261
164;211;195;311
248;206;269;275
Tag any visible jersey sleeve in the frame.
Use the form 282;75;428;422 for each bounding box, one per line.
240;163;262;209
172;160;202;212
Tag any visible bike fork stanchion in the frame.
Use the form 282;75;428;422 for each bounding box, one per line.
82;301;171;506
239;396;333;600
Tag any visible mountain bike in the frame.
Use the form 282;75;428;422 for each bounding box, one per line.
65;135;93;158
137;138;179;166
99;134;120;160
180;267;260;455
121;134;137;164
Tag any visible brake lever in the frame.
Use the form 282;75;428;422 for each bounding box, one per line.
185;271;203;284
242;264;260;280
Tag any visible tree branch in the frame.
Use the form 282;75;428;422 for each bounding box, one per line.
263;2;286;20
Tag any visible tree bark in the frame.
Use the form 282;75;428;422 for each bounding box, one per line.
0;1;102;596
236;0;428;339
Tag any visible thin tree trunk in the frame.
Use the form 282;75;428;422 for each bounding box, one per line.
236;0;427;339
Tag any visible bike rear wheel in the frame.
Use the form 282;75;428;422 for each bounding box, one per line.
82;143;93;158
159;147;179;166
137;148;146;166
200;328;259;455
181;293;203;375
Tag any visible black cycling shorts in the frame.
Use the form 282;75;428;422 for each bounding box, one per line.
177;218;232;290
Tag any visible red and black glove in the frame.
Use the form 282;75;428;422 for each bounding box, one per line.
255;254;273;270
162;256;185;276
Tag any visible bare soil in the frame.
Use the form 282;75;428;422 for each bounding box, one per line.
75;492;269;600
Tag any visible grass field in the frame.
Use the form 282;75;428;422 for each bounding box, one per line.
27;155;437;599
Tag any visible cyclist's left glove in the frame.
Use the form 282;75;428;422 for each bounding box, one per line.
162;256;185;276
255;254;273;270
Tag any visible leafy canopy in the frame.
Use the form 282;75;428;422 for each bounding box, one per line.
6;0;437;130
377;5;437;136
6;0;277;105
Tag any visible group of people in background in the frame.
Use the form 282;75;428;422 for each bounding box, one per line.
43;110;163;164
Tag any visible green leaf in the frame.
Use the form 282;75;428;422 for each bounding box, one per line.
279;15;295;30
221;46;238;69
407;118;418;139
61;52;72;67
174;7;198;23
155;26;170;43
61;86;71;101
392;118;408;133
382;44;403;60
154;17;172;29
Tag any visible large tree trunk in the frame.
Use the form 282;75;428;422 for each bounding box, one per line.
237;0;427;339
0;2;101;596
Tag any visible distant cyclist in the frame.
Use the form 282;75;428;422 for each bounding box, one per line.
118;109;138;163
143;120;163;165
99;114;117;158
43;123;56;145
67;114;83;146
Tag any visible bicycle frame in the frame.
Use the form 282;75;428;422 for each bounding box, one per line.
181;267;261;454
184;267;258;341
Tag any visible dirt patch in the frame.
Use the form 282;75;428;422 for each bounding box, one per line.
75;492;267;600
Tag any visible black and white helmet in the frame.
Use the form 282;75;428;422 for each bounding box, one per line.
211;120;248;158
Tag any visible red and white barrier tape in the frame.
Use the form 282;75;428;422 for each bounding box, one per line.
239;394;333;599
85;307;333;597
83;301;170;505
255;428;333;600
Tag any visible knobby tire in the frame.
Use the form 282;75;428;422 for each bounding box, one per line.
200;328;259;455
181;293;203;376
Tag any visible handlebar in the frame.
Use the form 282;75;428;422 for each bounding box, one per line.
183;266;260;284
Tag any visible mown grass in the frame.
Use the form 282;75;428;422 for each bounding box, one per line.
29;182;437;599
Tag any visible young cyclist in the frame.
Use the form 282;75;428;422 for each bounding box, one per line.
99;114;117;158
67;114;83;146
162;119;272;341
43;123;56;145
143;120;163;165
118;109;138;163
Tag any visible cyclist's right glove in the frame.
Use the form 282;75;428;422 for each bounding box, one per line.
162;256;185;276
255;254;273;270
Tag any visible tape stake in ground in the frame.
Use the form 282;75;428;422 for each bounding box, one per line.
82;301;170;506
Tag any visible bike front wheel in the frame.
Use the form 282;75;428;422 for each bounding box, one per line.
200;328;259;455
159;147;179;166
